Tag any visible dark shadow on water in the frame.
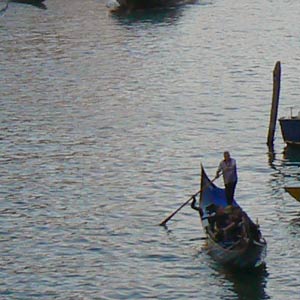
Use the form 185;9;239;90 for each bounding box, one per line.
267;145;300;184
162;222;269;300
267;144;300;168
267;145;276;170
109;0;198;26
283;145;300;165
215;264;270;300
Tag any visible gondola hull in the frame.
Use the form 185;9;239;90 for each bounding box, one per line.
199;166;267;269
206;235;266;269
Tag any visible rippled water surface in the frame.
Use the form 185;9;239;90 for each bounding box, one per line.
1;0;300;299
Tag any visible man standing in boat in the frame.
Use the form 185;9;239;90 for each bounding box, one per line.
216;151;238;205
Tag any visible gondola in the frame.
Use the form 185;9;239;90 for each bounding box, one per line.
195;166;267;269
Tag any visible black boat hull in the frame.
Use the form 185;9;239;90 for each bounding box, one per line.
206;234;266;269
116;0;175;9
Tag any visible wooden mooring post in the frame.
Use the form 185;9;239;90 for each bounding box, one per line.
267;61;281;150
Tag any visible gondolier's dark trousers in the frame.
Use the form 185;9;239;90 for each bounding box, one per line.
225;181;237;205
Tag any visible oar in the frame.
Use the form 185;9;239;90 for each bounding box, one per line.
159;176;218;226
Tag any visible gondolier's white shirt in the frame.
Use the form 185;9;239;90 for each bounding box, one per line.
217;158;238;184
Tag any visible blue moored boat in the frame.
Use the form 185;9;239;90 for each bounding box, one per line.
279;110;300;146
196;166;267;269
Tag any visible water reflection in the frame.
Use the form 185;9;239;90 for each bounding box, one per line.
109;0;198;25
0;0;8;13
287;212;300;238
280;146;300;186
111;6;184;25
267;145;300;207
268;144;300;166
267;149;276;171
267;146;300;183
219;266;270;300
7;0;47;9
283;145;300;165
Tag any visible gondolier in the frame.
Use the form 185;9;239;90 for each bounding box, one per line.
216;151;238;205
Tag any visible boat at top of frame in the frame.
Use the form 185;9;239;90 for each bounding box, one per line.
115;0;179;10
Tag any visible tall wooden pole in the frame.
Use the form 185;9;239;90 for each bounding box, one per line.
267;61;281;150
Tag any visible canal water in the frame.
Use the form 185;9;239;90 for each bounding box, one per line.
1;0;300;299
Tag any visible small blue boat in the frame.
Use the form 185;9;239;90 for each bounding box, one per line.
279;110;300;146
195;166;267;269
